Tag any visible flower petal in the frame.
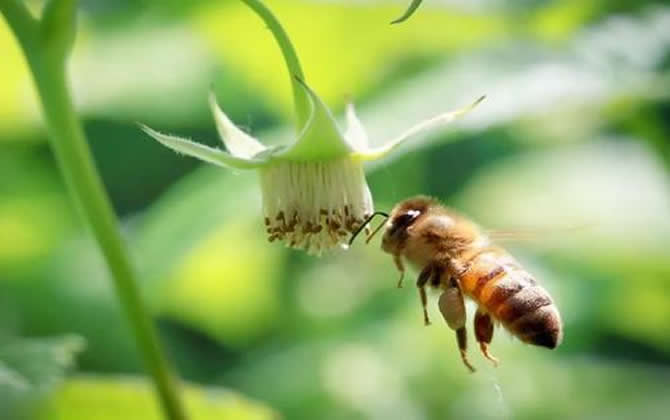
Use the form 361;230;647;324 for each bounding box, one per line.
209;91;267;159
353;95;485;161
139;124;267;169
277;78;353;161
344;103;369;151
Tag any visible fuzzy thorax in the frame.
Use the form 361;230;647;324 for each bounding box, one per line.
259;158;373;255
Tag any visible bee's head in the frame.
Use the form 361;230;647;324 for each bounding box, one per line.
347;196;440;251
381;196;436;254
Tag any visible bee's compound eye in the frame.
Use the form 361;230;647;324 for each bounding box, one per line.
390;210;421;235
406;209;421;219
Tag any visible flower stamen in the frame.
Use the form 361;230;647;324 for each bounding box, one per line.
259;158;373;255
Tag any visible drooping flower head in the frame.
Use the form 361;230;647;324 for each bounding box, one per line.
141;0;483;255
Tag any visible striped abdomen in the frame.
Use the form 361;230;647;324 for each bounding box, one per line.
458;248;563;349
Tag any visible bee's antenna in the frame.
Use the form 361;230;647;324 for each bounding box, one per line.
349;211;389;246
365;218;389;244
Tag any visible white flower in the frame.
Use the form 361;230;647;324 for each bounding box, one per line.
141;78;483;255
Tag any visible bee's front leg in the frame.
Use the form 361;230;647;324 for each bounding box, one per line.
393;254;405;288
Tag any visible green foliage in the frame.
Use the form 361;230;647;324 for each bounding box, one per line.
0;335;84;420
1;1;670;419
391;0;423;24
37;376;277;420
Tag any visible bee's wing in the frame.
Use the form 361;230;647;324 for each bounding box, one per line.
486;223;594;242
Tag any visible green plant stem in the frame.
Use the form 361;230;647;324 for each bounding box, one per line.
34;60;187;420
239;0;310;131
0;0;37;48
0;2;187;419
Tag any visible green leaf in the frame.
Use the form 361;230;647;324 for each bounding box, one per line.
456;140;670;258
391;0;423;24
133;167;284;347
37;376;278;420
0;335;84;420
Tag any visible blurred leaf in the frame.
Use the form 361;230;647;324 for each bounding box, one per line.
70;22;217;126
3;239;143;373
601;267;670;351
0;335;84;420
135;167;259;286
359;6;670;153
158;219;283;347
0;16;261;137
222;308;670;420
0;148;76;271
0;17;37;137
456;139;670;258
37;376;277;420
191;0;508;115
136;167;284;346
530;0;598;42
390;0;423;24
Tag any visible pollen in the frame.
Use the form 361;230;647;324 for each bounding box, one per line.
259;158;373;255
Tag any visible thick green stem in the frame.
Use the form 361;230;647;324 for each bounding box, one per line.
239;0;310;131
34;60;187;420
0;2;187;419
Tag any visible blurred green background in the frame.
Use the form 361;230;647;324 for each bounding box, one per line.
2;0;670;419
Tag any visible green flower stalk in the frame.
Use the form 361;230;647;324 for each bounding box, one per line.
142;0;483;256
0;1;186;419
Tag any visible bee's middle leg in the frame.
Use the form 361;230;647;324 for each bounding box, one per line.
439;281;475;373
416;264;434;326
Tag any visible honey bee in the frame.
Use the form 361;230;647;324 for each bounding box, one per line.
351;196;563;372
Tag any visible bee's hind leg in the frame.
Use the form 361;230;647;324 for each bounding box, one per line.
456;327;476;373
474;309;499;367
439;280;475;373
